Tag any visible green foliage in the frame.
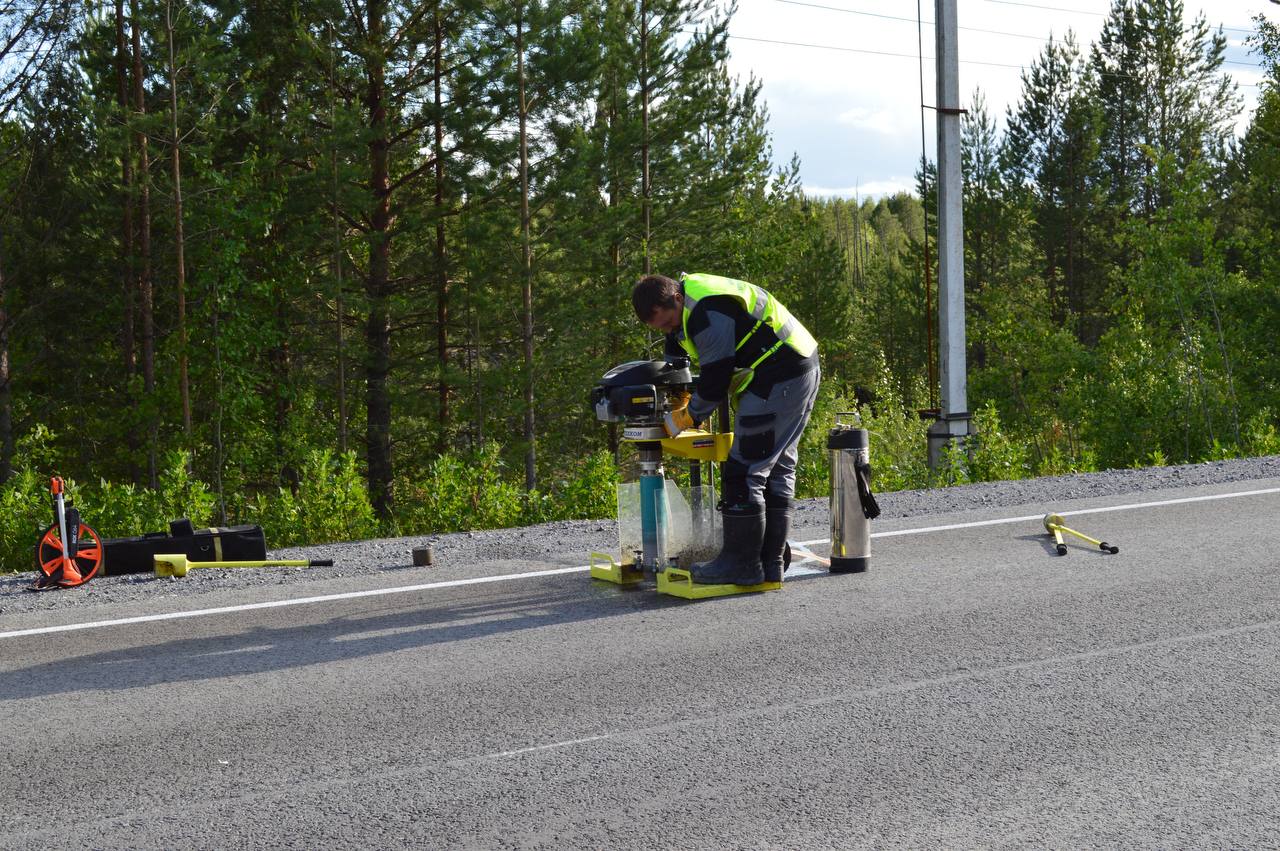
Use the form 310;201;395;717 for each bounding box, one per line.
965;401;1032;482
0;465;50;573
88;451;215;540
931;442;972;487
1241;409;1280;457
398;443;621;534
824;358;931;494
398;444;526;533
545;450;620;523
244;450;378;548
1030;426;1099;477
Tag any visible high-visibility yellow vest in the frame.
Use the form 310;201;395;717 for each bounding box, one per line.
678;273;817;394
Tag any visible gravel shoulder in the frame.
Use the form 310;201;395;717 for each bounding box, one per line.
3;454;1277;620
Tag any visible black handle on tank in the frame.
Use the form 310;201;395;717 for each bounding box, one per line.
855;460;880;520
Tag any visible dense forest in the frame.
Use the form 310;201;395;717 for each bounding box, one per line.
0;0;1277;566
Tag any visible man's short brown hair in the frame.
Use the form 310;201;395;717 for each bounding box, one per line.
632;274;680;322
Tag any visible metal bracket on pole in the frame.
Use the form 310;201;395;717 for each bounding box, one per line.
927;411;973;470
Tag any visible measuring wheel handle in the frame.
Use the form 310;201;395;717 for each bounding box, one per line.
1100;542;1119;554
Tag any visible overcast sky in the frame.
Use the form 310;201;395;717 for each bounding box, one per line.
719;0;1280;198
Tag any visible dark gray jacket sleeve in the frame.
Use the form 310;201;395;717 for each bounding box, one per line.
688;311;736;422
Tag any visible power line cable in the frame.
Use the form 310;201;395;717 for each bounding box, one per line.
718;31;1263;85
981;0;1260;36
777;0;1057;41
774;0;1265;66
725;32;1025;68
716;31;1264;86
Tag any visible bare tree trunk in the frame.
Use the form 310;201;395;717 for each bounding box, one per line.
433;8;449;455
365;0;394;520
639;0;650;276
329;27;347;455
166;0;191;438
604;83;621;459
0;241;11;482
517;5;536;491
131;0;156;485
114;0;135;383
113;0;141;482
272;285;294;487
211;277;226;522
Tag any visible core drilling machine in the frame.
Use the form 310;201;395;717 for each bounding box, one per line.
590;357;782;599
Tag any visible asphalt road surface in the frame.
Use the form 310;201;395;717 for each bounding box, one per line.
3;476;1280;849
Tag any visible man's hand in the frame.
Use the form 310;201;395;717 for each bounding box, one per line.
663;405;696;438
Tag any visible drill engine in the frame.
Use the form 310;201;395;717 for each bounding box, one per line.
591;357;694;441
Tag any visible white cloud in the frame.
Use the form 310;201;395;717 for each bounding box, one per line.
836;106;908;136
804;178;917;199
723;0;1277;194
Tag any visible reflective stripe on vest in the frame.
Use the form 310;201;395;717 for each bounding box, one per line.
677;273;818;374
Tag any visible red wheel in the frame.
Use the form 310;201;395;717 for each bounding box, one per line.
35;522;105;586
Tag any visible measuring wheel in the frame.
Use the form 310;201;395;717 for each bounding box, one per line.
35;522;105;585
783;541;792;572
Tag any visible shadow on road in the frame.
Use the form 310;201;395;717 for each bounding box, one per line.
2;573;821;701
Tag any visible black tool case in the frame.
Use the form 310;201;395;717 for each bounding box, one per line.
101;519;267;575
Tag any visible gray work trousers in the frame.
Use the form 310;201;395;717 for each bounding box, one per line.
725;364;821;506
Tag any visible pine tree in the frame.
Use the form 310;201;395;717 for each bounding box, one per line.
1090;0;1239;218
1002;32;1104;336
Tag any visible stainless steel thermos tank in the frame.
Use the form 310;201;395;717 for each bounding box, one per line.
828;417;879;573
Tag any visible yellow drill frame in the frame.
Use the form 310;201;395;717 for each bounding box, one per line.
592;429;780;598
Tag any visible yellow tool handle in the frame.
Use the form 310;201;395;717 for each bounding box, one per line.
204;559;330;568
1047;522;1119;555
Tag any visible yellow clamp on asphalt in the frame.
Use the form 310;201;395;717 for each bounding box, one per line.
657;566;782;599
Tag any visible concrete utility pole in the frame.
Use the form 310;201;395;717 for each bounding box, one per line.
927;0;975;470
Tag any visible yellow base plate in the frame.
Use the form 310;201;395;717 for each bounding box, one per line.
589;552;645;585
657;566;782;599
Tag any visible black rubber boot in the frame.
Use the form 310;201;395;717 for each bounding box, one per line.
691;503;766;585
760;495;793;583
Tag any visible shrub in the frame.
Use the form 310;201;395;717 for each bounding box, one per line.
397;443;525;533
295;449;379;543
1242;408;1280;457
0;465;51;573
245;449;377;547
966;401;1031;482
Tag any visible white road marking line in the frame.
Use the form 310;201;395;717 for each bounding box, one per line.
0;566;591;640
453;734;613;764
799;485;1280;545
4;485;1277;641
